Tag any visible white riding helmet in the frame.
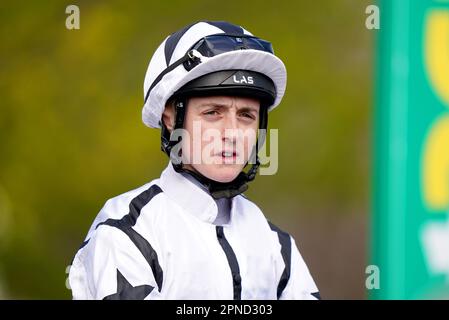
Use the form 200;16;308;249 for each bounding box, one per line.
141;20;287;129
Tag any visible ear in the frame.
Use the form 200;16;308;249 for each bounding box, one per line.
162;102;175;132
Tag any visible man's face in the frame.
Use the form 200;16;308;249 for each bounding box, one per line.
181;96;260;183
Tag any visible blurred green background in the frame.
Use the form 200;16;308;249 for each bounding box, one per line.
0;0;373;299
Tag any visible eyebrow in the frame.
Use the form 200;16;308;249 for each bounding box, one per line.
197;102;259;112
238;106;259;113
197;102;228;109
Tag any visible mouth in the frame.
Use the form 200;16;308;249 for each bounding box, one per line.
221;151;237;157
216;150;239;163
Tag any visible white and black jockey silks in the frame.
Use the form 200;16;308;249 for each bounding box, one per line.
69;162;319;300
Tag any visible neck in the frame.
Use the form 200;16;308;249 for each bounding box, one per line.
172;163;248;199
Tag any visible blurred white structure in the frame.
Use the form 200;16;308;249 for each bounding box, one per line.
421;214;449;282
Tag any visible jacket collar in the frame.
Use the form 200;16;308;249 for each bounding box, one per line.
159;162;223;223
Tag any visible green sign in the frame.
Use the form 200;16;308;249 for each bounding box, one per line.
372;0;449;299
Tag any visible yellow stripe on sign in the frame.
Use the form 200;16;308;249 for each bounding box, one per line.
422;116;449;211
425;10;449;107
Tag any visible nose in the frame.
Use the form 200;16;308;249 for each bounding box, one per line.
222;113;238;145
222;111;238;129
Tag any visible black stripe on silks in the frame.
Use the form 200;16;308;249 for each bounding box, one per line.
164;22;196;66
78;239;89;250
268;221;292;299
97;184;163;229
96;184;164;292
216;226;242;300
70;238;90;265
311;291;321;300
205;21;243;35
120;225;163;291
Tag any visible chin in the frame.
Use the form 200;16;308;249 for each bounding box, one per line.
197;164;243;183
212;173;239;183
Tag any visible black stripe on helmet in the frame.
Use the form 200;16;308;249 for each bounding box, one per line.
205;21;244;35
164;22;196;66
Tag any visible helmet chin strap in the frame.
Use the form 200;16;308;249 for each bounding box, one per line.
172;163;255;199
161;98;268;199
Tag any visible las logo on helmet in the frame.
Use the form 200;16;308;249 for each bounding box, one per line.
233;75;254;84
